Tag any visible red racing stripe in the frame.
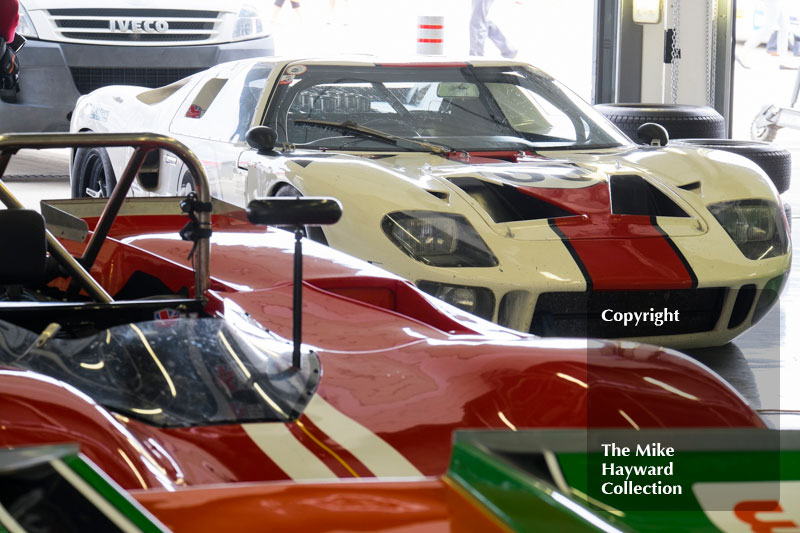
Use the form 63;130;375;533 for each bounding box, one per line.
287;416;374;478
522;183;696;290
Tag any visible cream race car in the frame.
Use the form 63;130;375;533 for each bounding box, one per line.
70;57;791;348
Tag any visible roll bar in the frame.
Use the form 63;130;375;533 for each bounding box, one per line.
0;132;212;302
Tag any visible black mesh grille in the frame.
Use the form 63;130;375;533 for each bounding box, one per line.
60;32;211;42
69;67;203;95
531;288;727;338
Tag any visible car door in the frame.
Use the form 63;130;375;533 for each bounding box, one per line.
169;62;273;201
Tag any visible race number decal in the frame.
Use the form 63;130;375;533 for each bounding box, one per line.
693;482;800;532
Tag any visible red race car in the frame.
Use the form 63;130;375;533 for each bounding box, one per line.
0;133;763;491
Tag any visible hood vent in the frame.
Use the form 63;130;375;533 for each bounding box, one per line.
449;177;575;223
610;175;689;217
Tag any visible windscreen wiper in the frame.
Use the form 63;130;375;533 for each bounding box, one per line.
294;119;454;155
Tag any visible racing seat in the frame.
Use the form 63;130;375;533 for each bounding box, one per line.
0;209;46;296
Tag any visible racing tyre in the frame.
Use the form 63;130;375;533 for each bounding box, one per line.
274;184;329;245
72;147;117;198
673;139;791;194
594;104;726;141
178;171;195;195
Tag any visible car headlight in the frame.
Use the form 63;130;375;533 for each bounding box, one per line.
381;211;498;267
417;281;495;319
17;2;38;38
233;4;269;40
709;200;789;259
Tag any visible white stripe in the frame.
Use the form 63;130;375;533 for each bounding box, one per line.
242;422;338;480
304;395;424;477
49;459;140;533
0;502;26;533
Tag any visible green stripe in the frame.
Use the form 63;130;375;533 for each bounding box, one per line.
447;442;629;532
62;455;166;533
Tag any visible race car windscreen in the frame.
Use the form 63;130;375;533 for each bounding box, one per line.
0;318;320;427
265;64;630;151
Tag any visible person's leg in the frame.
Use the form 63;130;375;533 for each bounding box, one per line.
487;20;516;58
273;0;286;21
469;0;493;56
776;1;790;56
291;0;301;18
743;0;779;49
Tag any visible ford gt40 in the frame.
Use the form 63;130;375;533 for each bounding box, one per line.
69;58;792;349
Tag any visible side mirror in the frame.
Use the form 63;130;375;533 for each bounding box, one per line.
246;196;343;370
637;122;669;147
247;197;343;227
245;126;278;155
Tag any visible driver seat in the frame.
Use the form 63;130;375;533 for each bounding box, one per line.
0;209;46;293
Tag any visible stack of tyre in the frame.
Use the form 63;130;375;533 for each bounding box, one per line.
594;104;792;197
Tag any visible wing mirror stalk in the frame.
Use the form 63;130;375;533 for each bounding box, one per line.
247;197;343;368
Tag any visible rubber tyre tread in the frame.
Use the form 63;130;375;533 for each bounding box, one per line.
71;147;117;198
674;139;791;194
594;103;726;141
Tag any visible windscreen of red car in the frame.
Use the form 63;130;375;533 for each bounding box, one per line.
0;318;319;427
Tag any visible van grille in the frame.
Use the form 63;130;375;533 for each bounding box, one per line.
47;9;220;45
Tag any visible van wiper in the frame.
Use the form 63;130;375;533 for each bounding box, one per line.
294;119;454;155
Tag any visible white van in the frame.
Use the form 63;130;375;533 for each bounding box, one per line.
3;1;273;132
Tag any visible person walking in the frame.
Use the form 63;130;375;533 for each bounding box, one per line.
469;0;517;58
273;0;301;22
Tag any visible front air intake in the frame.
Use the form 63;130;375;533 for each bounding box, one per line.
609;175;689;217
448;177;575;223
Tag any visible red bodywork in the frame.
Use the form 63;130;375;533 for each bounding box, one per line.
134;478;505;533
0;210;764;490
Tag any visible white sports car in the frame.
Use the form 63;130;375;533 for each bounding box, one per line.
70;57;791;348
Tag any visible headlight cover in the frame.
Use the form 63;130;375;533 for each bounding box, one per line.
232;4;269;40
382;211;499;267
709;199;789;260
16;2;38;38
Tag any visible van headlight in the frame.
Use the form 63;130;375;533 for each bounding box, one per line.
709;200;789;259
17;2;38;38
382;211;498;267
232;4;269;40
